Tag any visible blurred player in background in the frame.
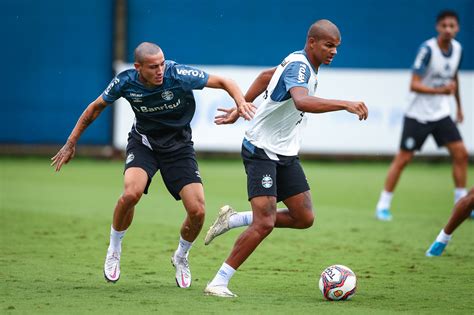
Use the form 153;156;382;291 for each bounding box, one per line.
426;187;473;256
51;42;254;287
375;10;469;221
203;20;368;297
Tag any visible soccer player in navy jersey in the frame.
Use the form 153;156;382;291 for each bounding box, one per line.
203;20;368;297
51;42;254;287
374;10;469;221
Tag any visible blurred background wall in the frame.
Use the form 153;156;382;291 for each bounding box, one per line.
1;0;115;145
1;0;473;156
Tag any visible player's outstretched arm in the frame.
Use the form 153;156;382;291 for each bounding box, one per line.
410;74;456;95
245;67;276;102
214;67;276;125
290;87;368;120
51;96;108;172
206;75;255;121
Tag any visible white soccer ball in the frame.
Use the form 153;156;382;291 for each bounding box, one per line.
318;264;357;301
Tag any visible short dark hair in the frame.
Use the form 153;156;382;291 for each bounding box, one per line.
436;10;459;23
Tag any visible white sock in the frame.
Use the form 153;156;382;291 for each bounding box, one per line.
454;188;467;204
376;190;393;211
435;229;452;244
175;236;193;258
209;262;236;287
229;211;253;228
109;225;127;252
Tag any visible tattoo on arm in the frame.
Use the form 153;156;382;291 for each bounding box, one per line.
80;114;94;129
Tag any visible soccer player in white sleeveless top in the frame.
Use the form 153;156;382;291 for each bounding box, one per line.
375;10;469;222
244;52;318;158
204;19;369;298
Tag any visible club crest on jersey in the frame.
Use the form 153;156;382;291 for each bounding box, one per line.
262;175;273;189
405;137;415;150
161;90;174;101
126;153;135;164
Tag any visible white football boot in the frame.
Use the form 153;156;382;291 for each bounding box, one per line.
104;249;121;283
204;284;238;298
171;253;191;288
204;205;236;245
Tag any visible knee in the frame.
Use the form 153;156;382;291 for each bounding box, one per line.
254;218;275;237
300;211;314;229
251;198;277;237
453;148;469;164
396;155;412;169
120;189;142;207
186;199;206;223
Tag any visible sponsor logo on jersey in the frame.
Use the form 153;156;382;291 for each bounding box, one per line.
104;77;120;95
126;153;134;164
161;90;174;101
413;46;429;70
262;175;273;189
176;68;205;78
297;64;307;83
129;92;143;103
134;99;181;113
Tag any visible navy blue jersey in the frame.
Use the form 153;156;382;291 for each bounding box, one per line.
102;60;209;152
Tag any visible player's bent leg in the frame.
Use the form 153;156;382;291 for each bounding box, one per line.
205;193;314;244
444;189;474;235
204;205;237;245
105;167;148;283
376;150;414;221
171;183;205;288
277;191;314;229
204;192;313;245
426;189;474;257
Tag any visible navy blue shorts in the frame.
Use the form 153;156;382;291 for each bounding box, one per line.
241;139;310;202
400;116;462;151
124;135;202;200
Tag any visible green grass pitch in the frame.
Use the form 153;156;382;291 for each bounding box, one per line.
1;157;473;313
